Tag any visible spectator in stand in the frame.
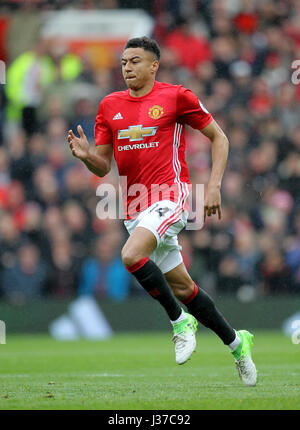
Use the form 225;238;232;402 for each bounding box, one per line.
5;38;82;135
211;36;237;80
229;60;253;105
0;86;5;145
259;247;293;295
164;17;212;72
70;97;98;141
217;255;243;294
7;130;33;189
32;164;61;209
62;163;93;204
233;231;261;287
284;237;300;294
21;201;51;261
27;133;47;172
0;211;22;272
273;83;300;132
47;235;80;298
1;242;48;304
78;232;130;301
0;147;10;188
62;200;93;261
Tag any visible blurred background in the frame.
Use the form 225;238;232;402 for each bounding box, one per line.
0;0;299;337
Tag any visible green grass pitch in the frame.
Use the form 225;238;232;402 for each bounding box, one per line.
0;330;299;410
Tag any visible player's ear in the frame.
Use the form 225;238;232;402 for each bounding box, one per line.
151;60;159;74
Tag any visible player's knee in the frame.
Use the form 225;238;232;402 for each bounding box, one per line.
121;247;140;268
171;279;194;301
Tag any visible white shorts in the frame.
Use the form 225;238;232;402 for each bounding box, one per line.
124;200;188;274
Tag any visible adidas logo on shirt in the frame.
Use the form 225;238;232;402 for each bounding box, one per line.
113;112;123;120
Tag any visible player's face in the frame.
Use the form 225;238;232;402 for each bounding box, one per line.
121;47;158;90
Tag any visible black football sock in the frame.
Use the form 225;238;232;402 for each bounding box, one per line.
126;258;182;321
182;282;236;345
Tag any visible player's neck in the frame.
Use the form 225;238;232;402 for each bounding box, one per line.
129;80;156;98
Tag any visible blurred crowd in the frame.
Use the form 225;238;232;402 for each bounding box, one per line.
0;0;300;305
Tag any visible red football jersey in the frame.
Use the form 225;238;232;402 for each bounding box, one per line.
94;81;213;220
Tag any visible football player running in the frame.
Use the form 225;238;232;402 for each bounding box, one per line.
68;37;257;386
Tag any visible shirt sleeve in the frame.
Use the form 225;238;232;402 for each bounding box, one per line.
94;99;113;146
176;86;213;130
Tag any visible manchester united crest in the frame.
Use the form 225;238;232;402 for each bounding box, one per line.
148;105;164;119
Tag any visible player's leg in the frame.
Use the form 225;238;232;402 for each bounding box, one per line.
165;263;236;344
122;200;199;365
164;262;257;386
121;226;184;321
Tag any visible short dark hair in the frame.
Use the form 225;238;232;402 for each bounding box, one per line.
124;36;160;61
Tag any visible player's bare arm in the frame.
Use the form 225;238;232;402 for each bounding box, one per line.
67;125;113;177
200;119;229;221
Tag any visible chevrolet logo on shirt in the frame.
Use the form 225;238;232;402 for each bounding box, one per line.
118;125;158;142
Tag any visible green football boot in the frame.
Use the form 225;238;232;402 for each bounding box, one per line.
232;330;257;386
172;313;198;365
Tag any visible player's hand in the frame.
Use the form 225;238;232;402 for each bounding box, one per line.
204;185;222;222
67;125;90;161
